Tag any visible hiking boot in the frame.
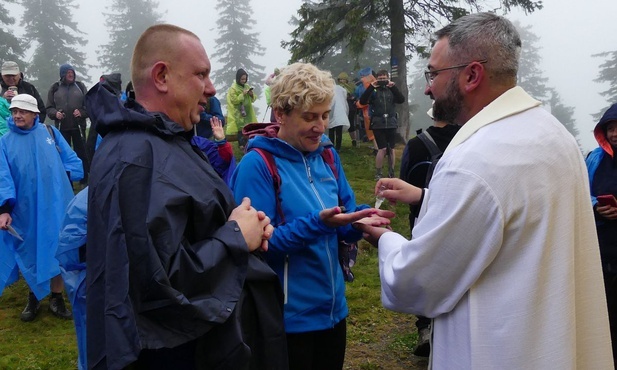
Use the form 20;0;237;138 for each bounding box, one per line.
413;327;431;357
352;140;357;147
49;294;73;320
21;293;40;322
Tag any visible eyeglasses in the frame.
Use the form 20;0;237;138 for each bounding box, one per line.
424;59;487;86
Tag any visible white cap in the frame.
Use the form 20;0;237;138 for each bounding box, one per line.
9;94;39;113
1;61;20;75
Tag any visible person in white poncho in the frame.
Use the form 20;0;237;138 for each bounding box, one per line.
356;12;613;370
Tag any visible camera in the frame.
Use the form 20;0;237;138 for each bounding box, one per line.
376;80;389;87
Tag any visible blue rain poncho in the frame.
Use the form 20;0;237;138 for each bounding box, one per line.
0;116;83;299
57;187;88;370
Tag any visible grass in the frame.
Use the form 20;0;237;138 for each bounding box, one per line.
0;135;427;370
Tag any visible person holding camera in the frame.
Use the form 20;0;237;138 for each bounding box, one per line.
359;69;405;179
0;61;47;123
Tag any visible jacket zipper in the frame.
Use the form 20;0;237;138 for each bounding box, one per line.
284;255;289;305
304;156;336;321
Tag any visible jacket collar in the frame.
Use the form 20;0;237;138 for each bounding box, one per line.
444;86;541;154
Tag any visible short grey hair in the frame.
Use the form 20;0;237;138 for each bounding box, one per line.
435;12;521;85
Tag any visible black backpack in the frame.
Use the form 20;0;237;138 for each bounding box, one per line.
404;131;443;187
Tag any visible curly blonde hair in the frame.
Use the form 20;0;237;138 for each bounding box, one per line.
270;63;335;113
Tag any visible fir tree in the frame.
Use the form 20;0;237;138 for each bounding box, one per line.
593;50;617;120
0;0;26;65
98;0;163;85
285;0;543;140
548;88;580;142
21;0;89;94
516;22;551;102
213;0;265;108
515;22;579;140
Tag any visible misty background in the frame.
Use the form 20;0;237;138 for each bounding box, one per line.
3;0;616;152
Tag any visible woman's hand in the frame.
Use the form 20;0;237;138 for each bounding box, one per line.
319;207;395;228
596;204;617;220
211;117;225;141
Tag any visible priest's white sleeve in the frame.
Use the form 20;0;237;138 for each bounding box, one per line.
378;167;505;317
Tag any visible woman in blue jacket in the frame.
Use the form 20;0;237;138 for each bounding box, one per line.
231;63;392;370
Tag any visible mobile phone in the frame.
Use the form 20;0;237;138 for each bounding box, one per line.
597;194;617;207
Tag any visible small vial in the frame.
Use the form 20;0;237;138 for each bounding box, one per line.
375;185;386;209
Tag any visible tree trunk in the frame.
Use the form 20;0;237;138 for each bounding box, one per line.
389;0;410;142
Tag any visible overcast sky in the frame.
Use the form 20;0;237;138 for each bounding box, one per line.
13;0;616;151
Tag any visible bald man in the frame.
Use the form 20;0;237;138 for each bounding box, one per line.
86;24;287;370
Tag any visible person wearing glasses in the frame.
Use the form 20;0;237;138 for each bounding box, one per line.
356;12;613;369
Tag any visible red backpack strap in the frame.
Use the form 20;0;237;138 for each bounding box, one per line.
252;148;286;225
320;148;338;180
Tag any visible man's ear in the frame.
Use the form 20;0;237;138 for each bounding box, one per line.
463;62;484;93
151;62;169;93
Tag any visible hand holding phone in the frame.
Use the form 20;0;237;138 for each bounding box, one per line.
597;194;617;207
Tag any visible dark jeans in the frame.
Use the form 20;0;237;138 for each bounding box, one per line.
604;273;617;368
286;318;346;370
329;126;343;151
61;128;89;181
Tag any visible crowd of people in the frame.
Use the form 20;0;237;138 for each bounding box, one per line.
0;11;616;370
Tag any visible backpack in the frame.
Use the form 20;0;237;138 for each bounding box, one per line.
242;123;358;282
404;131;442;187
44;124;61;153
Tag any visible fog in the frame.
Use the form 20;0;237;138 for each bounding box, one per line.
10;0;616;152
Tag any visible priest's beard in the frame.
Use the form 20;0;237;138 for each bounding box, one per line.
432;76;464;125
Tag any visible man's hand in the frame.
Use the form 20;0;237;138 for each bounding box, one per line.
228;197;273;252
596;204;617;220
3;90;16;100
0;213;12;230
353;223;390;248
211;117;225;141
73;109;81;118
375;178;423;205
55;111;66;120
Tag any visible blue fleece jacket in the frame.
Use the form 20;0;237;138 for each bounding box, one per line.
231;135;367;333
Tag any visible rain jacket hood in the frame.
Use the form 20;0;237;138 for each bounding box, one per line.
236;68;248;86
87;80;188;140
595;103;617;158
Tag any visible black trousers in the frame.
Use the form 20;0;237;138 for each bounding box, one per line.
329;126;343;151
61;128;89;180
286;318;346;370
